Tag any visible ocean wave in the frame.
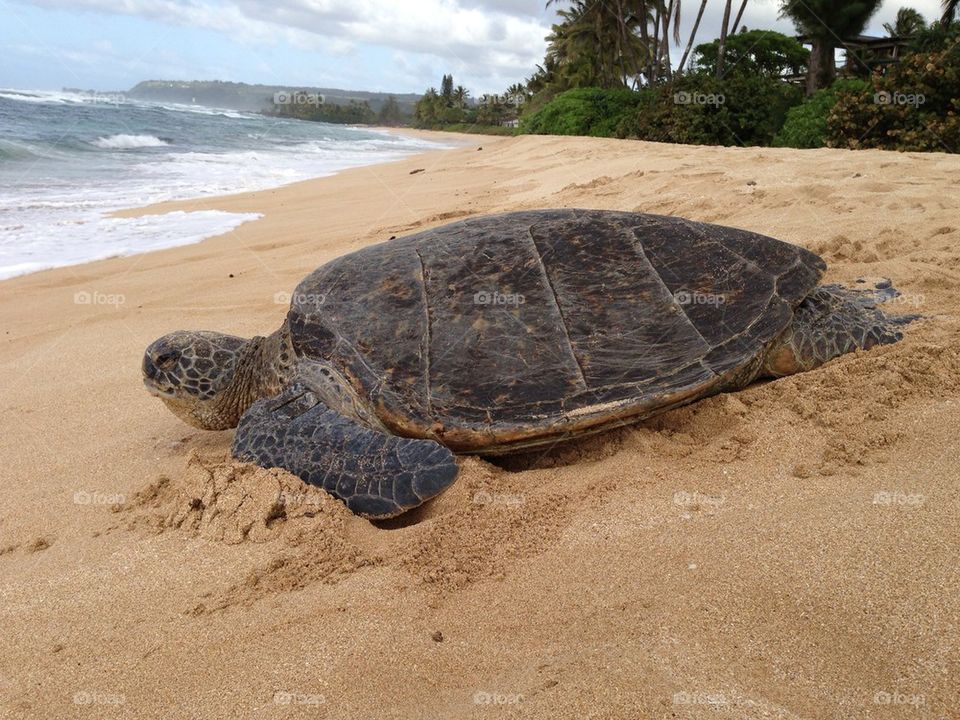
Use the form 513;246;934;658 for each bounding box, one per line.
0;90;71;104
0;89;120;105
91;134;171;149
0;139;41;161
150;102;259;120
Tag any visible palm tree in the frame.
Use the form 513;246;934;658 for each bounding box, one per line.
780;0;883;95
883;7;926;36
678;0;709;73
730;0;749;35
943;0;958;24
505;83;529;109
717;0;734;77
546;0;689;87
452;85;469;109
636;0;681;83
656;0;683;79
545;0;650;88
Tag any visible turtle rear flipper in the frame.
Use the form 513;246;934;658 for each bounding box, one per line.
761;281;919;378
233;383;459;518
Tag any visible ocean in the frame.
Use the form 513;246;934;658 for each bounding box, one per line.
0;89;449;280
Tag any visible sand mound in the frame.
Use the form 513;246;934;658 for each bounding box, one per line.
126;450;356;544
121;450;629;610
122;452;372;610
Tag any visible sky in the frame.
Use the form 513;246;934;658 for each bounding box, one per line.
0;0;948;96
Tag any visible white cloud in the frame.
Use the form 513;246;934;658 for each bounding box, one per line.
16;0;952;93
25;0;550;90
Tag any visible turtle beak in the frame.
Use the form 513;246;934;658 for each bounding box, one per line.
142;378;175;399
142;352;178;399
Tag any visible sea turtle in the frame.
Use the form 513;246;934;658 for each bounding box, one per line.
143;209;915;518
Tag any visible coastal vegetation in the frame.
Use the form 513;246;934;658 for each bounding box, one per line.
230;0;958;153
411;1;960;153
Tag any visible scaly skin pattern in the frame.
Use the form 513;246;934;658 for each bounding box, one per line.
761;282;917;377
232;382;459;518
143;323;297;430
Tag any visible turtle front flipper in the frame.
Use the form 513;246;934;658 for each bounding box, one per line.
761;280;919;378
233;383;459;518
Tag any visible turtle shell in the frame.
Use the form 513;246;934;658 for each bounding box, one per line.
287;210;825;453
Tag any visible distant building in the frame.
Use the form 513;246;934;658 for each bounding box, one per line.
839;35;915;72
501;119;520;128
791;34;915;82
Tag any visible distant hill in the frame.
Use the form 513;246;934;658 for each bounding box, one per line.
126;80;421;114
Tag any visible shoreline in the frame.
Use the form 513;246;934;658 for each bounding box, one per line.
1;125;485;286
111;127;497;220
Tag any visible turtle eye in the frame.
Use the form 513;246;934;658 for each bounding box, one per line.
154;352;179;370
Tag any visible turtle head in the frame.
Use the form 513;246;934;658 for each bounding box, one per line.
142;331;253;430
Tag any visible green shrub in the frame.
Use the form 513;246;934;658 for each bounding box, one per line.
827;43;960;152
908;20;960;54
618;74;803;146
435;123;520;136
774;79;870;148
521;87;650;137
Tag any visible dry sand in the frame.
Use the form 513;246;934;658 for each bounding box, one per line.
1;132;958;719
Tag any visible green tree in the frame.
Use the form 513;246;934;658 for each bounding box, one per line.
452;85;469;109
693;29;809;78
883;7;926;36
944;0;959;24
440;74;454;101
545;0;667;88
414;87;441;125
377;95;404;126
779;0;883;95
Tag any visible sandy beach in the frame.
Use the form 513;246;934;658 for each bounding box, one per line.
1;132;958;719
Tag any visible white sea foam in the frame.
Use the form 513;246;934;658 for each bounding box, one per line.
0;90;71;104
91;134;170;149
0;92;456;281
0;210;262;280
